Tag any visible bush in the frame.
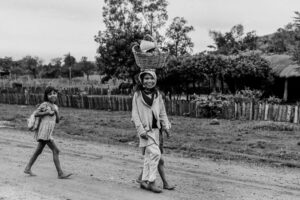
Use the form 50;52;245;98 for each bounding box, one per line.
192;93;232;118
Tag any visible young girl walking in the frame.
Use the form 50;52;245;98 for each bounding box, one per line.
24;86;72;179
132;70;171;193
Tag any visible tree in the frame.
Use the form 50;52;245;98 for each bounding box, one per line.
293;11;300;64
198;54;228;93
40;63;60;78
209;24;258;55
294;11;300;28
76;57;96;81
20;56;42;78
51;57;63;78
159;54;207;98
95;0;168;83
63;53;76;81
223;53;272;93
166;17;194;57
96;28;145;83
267;28;288;53
292;41;300;64
130;0;168;36
0;57;13;76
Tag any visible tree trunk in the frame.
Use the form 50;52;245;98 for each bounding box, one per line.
131;74;136;85
192;79;196;93
234;79;237;93
283;78;288;101
211;76;217;93
220;74;224;93
69;67;72;81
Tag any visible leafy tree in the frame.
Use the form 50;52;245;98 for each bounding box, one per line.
51;57;63;78
96;28;145;83
159;55;207;98
63;53;76;80
166;17;194;57
224;53;272;93
20;56;42;78
294;11;300;28
158;56;184;97
198;54;228;93
40;63;60;78
10;60;24;76
209;24;258;55
76;57;96;80
266;28;288;53
130;0;168;36
95;0;168;83
0;57;13;73
292;41;300;64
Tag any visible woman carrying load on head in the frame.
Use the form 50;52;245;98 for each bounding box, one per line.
131;69;173;193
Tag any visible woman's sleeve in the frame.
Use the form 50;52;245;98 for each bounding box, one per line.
131;93;146;136
159;94;171;130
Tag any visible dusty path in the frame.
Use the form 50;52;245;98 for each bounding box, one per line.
1;128;300;200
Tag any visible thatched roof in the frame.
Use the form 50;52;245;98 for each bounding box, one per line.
263;54;300;78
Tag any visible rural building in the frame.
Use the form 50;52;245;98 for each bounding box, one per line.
264;54;300;102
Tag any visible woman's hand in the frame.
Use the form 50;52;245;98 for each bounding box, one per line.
163;129;170;139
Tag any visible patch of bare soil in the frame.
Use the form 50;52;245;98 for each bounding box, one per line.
1;128;300;200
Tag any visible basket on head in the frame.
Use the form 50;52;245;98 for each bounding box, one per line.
132;35;169;70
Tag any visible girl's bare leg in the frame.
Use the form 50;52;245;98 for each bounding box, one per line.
47;140;72;179
137;169;143;183
24;141;47;176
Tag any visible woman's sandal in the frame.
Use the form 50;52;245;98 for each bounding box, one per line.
140;181;148;190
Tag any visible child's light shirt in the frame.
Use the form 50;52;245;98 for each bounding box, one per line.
34;102;58;141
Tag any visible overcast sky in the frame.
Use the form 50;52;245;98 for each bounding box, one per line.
0;0;299;63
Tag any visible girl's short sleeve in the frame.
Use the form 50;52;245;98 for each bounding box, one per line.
37;102;49;111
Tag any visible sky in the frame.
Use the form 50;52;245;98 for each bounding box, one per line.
0;0;299;63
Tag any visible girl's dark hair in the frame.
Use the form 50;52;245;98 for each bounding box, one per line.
44;86;58;102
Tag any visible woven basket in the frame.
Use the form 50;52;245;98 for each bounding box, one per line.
132;35;169;70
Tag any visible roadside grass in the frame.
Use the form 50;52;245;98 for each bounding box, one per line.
1;103;300;167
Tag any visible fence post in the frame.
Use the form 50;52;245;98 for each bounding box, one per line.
286;105;292;122
264;104;269;121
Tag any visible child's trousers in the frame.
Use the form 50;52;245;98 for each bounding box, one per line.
142;143;161;182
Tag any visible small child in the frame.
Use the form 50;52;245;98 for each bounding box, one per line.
24;86;72;179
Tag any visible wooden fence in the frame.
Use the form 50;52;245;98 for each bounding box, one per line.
0;86;131;96
0;93;300;123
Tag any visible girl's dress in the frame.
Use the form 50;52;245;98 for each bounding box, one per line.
34;102;58;141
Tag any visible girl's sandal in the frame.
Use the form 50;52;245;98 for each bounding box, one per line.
58;173;72;179
136;179;142;184
163;185;175;190
24;169;36;176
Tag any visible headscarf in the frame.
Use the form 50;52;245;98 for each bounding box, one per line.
138;70;157;89
138;70;158;106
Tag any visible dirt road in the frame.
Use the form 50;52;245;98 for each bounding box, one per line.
1;128;300;200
